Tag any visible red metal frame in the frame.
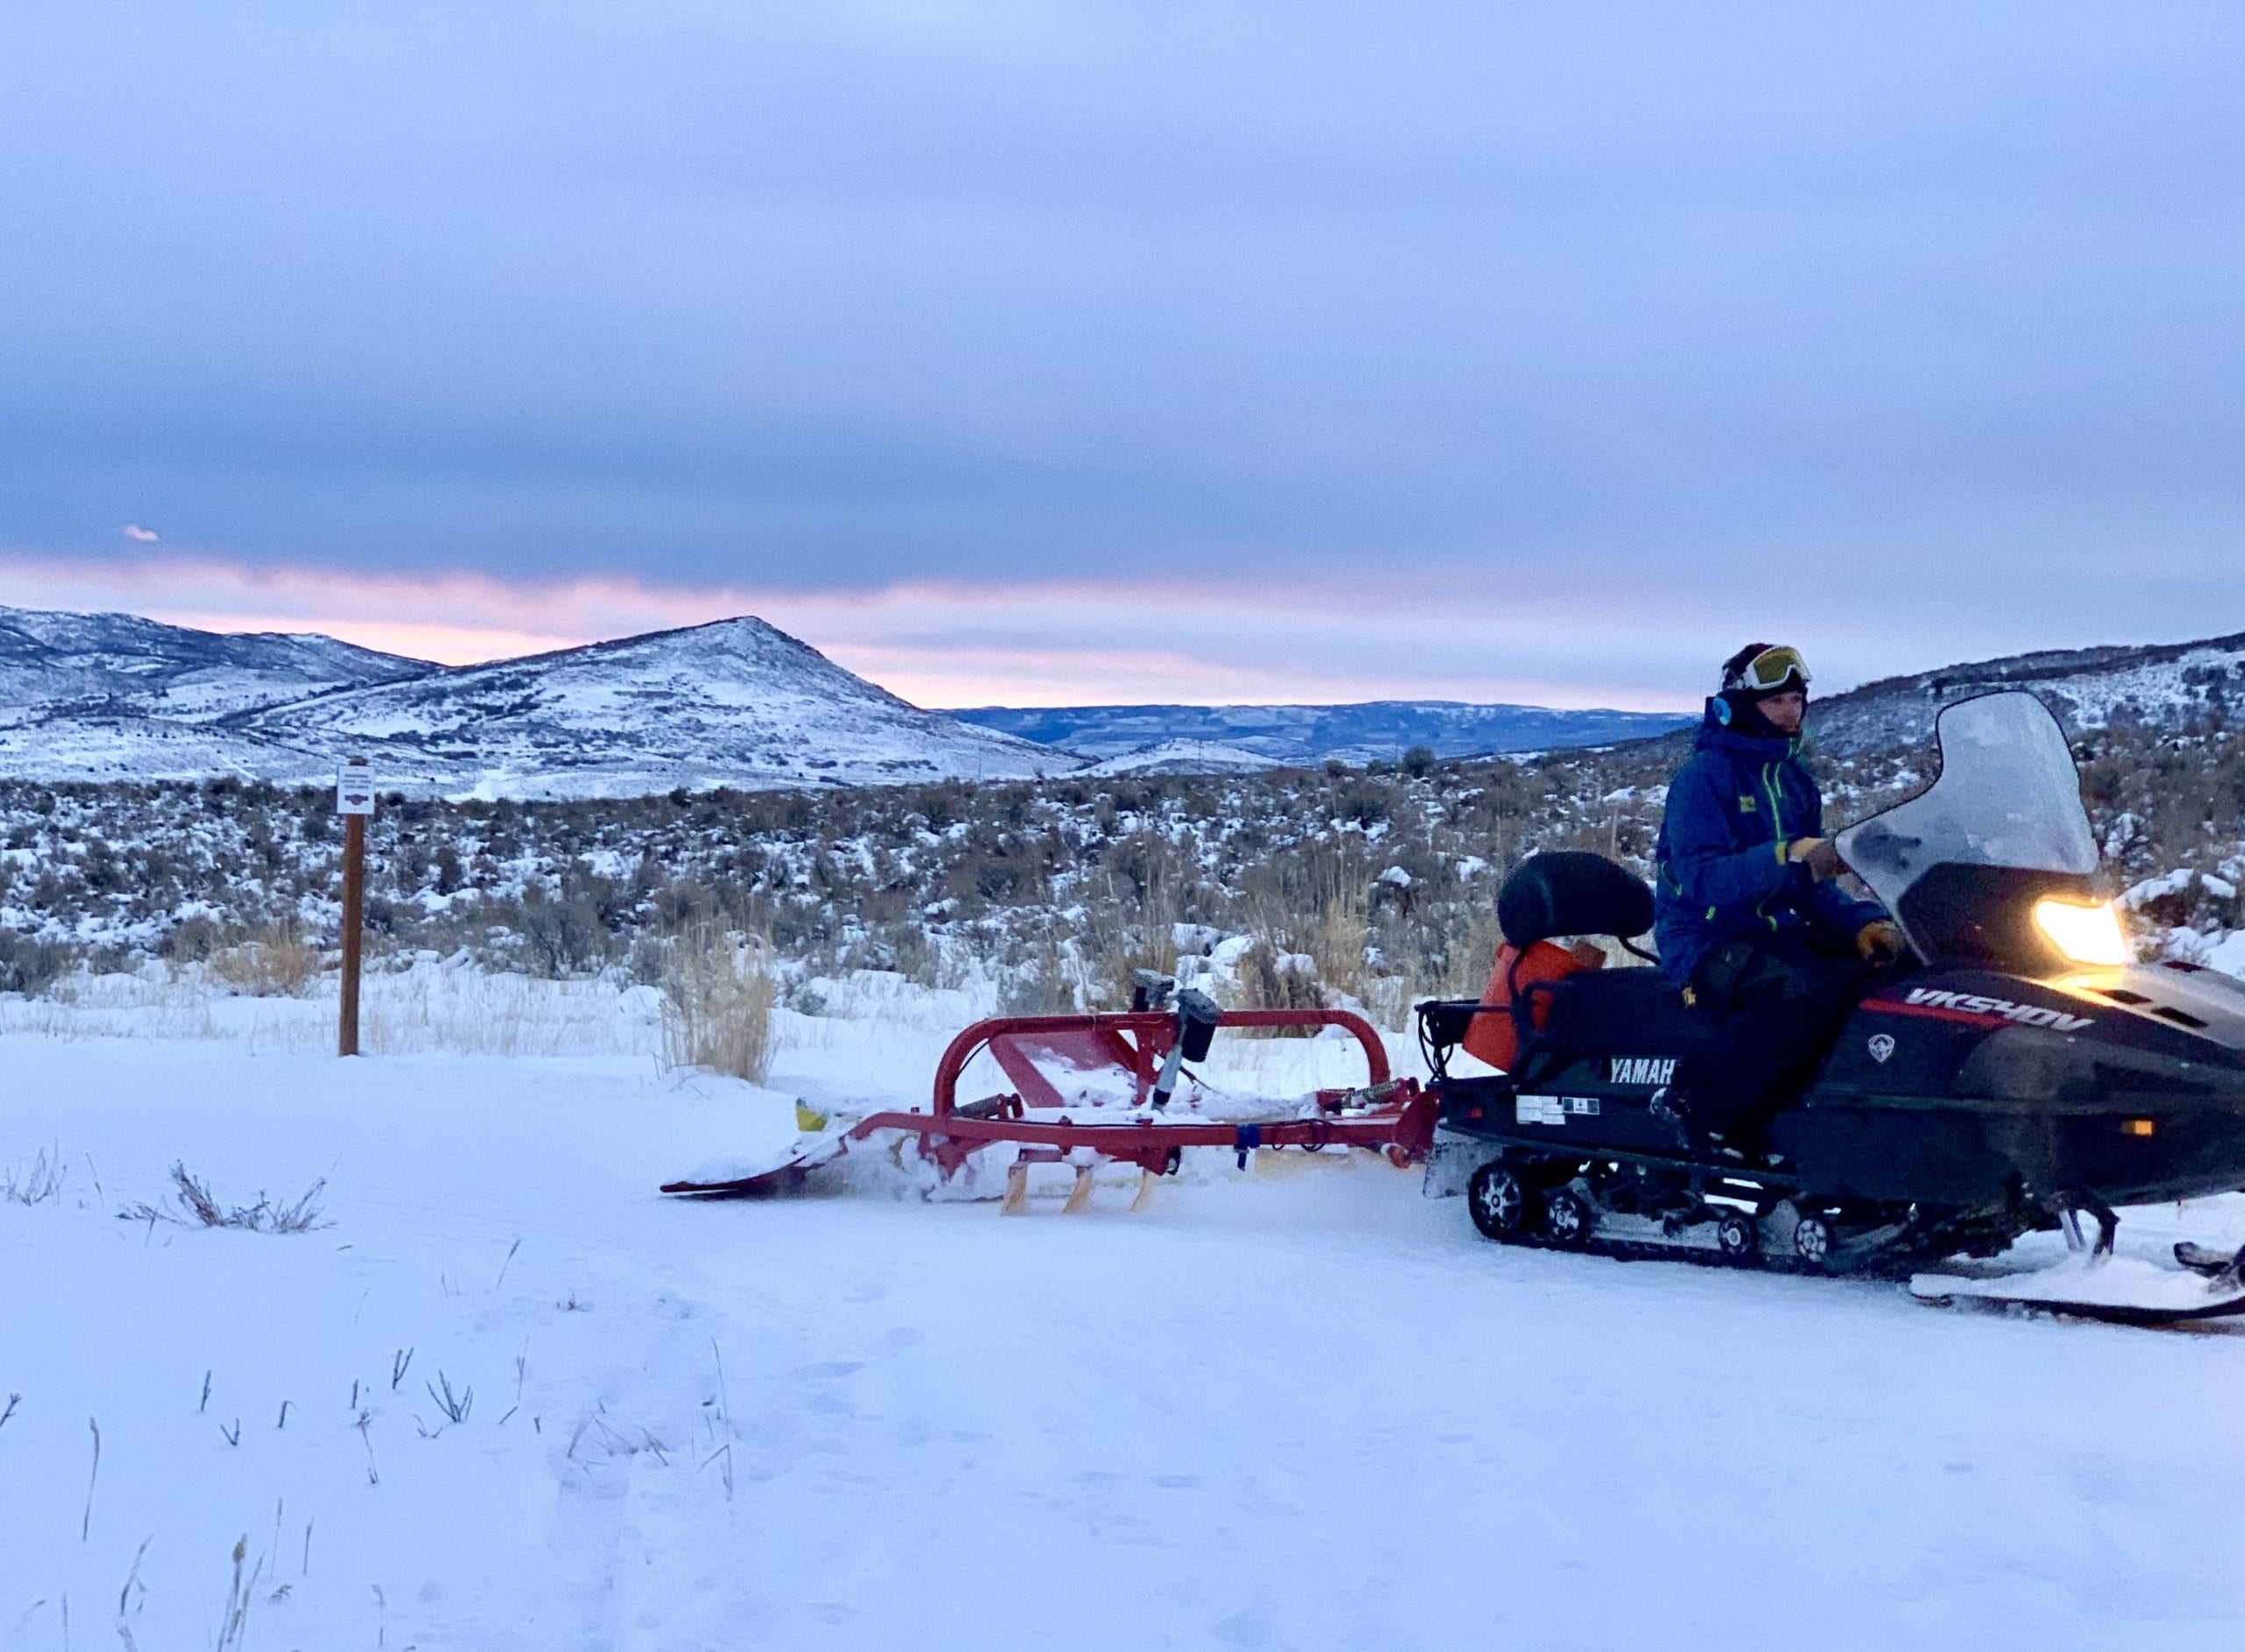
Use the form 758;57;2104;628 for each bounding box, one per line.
933;1008;1392;1114
661;1007;1431;1197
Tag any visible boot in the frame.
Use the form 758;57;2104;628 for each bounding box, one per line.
1650;1087;1744;1163
1649;1086;1708;1154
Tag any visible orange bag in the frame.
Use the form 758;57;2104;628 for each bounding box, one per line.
1460;938;1606;1071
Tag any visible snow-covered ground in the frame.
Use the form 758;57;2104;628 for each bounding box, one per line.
6;973;2245;1649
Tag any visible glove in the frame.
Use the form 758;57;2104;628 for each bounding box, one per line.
1856;920;1908;965
1787;837;1843;880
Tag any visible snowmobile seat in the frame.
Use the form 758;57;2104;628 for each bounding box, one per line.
1419;853;1671;1077
1536;967;1714;1057
1472;852;1662;1068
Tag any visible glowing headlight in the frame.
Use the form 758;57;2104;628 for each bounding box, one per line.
2033;898;2128;966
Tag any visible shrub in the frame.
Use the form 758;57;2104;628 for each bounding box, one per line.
0;929;75;995
1231;940;1325;1034
518;888;611;978
655;924;776;1084
160;915;223;962
209;925;318;997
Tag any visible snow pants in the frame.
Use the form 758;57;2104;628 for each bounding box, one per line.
1674;936;1872;1139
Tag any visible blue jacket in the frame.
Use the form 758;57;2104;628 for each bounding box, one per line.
1652;701;1886;986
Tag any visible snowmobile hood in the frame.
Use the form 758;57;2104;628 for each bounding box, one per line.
2056;960;2245;1071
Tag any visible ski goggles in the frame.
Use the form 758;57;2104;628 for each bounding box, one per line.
1726;644;1811;694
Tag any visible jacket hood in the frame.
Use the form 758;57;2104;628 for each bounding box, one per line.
1694;697;1798;759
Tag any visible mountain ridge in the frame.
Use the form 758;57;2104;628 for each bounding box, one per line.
952;700;1693;765
0;601;2237;793
238;615;1060;799
1810;630;2245;752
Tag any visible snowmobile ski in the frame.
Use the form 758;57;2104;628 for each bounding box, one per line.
2172;1241;2244;1280
1907;1247;2245;1326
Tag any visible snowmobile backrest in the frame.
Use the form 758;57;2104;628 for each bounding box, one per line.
1497;851;1654;949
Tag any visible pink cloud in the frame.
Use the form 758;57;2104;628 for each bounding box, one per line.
0;550;1707;710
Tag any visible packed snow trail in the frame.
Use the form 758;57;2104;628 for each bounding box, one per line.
5;1034;2245;1649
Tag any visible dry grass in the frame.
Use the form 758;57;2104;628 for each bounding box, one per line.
119;1162;330;1233
656;924;777;1084
1430;904;1506;1000
1074;850;1189;1008
1305;895;1371;1006
1230;837;1393;1022
0;965;666;1059
1229;940;1325;1035
1;1144;66;1207
360;969;658;1058
208;924;319;998
996;941;1079;1015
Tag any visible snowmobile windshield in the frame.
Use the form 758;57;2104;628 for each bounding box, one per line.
1835;692;2099;971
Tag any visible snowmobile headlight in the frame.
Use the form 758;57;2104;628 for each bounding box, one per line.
2033;898;2128;967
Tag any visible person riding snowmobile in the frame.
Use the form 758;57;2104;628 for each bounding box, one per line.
1649;643;1906;1149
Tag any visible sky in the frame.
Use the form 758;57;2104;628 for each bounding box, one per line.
1;2;2239;709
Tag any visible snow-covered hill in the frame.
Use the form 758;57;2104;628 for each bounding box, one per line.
0;606;436;785
956;700;1692;763
0;608;1067;794
1814;631;2245;752
1079;737;1283;777
241;616;1068;799
0;604;428;728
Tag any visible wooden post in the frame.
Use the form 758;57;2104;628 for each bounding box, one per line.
335;760;375;1057
339;811;366;1057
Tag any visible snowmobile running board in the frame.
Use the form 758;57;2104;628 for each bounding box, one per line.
659;1007;1436;1201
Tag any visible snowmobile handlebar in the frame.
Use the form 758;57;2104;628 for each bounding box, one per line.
930;1008;1392;1119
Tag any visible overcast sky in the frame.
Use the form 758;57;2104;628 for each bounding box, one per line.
2;3;2238;707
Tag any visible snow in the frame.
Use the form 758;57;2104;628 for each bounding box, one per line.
2123;868;2199;908
2204;929;2245;978
1078;738;1277;777
8;979;2245;1648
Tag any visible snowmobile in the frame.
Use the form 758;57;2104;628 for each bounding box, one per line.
1417;690;2245;1323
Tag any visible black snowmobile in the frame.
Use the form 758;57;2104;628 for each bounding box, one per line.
1417;690;2245;1323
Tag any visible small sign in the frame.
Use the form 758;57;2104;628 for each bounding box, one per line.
337;769;377;815
1515;1094;1566;1127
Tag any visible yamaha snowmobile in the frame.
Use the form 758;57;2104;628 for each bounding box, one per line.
1417;690;2245;1323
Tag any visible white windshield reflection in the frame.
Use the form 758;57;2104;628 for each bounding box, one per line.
1835;691;2097;920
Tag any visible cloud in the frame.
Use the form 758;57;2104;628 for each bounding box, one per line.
0;3;2235;653
120;524;160;542
5;544;2238;711
0;549;1736;709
